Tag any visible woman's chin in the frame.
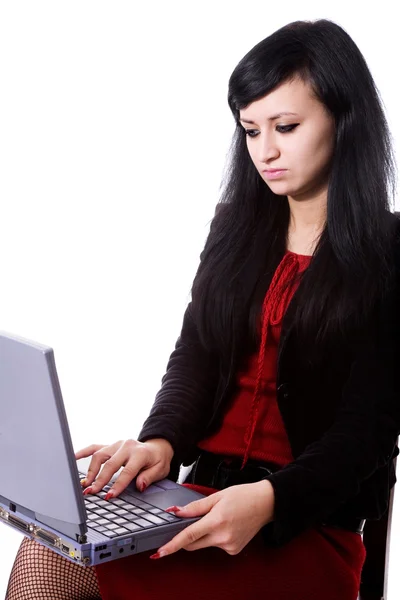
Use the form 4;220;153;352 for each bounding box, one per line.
265;181;293;195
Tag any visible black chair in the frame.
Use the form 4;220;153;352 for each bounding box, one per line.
358;209;400;600
358;449;397;600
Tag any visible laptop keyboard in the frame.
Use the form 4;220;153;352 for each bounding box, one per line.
78;473;181;539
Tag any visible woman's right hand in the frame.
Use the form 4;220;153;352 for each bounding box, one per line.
74;438;175;498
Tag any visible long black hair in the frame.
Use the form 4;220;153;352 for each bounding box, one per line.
190;18;398;368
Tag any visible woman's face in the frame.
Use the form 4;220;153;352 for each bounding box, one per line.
239;77;336;202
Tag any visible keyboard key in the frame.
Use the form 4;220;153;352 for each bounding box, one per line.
124;522;142;532
114;509;129;516
105;523;120;530
87;524;99;531
103;531;119;538
83;494;103;506
87;514;99;521
123;497;147;508
133;518;154;528
103;513;120;522
114;527;130;535
122;508;139;516
137;502;155;511
122;513;139;523
94;526;108;532
161;513;181;522
137;501;154;509
96;500;109;507
149;508;164;514
93;508;108;516
114;517;128;525
142;514;166;525
106;513;119;522
96;518;110;526
109;498;125;506
120;503;135;510
108;508;123;515
132;508;145;515
85;502;98;510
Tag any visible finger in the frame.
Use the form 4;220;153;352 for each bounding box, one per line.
106;459;145;497
135;462;164;493
104;447;155;497
181;533;214;552
84;449;116;489
152;515;213;558
151;533;213;559
75;444;105;461
90;446;144;495
165;495;216;518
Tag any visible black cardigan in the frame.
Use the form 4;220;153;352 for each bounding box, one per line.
138;213;400;548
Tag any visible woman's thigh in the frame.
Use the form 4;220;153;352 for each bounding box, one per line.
95;525;366;600
6;536;101;600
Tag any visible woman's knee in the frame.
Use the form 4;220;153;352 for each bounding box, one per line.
6;536;101;600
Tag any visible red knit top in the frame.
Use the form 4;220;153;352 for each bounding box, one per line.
197;250;312;470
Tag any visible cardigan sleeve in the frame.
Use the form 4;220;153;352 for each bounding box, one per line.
136;301;219;469
136;205;226;475
260;245;400;547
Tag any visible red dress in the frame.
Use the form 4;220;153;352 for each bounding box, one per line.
95;251;367;600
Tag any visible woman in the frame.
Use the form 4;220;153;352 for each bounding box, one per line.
6;18;400;600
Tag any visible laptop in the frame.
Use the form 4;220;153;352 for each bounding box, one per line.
0;331;207;566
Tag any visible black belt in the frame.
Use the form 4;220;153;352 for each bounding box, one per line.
185;450;365;536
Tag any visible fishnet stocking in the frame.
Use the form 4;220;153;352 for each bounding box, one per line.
5;536;102;600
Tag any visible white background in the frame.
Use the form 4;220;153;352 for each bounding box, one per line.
0;1;399;598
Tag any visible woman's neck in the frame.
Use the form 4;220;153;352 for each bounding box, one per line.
286;194;326;255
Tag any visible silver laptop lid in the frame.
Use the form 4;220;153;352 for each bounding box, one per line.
0;331;87;539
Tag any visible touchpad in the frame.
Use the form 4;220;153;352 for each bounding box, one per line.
141;488;205;510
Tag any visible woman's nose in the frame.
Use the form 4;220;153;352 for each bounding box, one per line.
258;135;280;162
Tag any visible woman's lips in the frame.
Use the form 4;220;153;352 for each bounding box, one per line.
263;169;287;179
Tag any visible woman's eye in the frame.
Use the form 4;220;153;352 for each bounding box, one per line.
276;124;298;133
244;124;299;137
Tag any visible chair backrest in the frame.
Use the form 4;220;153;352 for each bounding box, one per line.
383;211;400;598
360;448;398;600
383;453;397;599
360;210;400;599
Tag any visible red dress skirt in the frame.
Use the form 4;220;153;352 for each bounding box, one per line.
95;251;367;600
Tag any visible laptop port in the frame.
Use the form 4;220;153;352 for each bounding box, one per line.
99;552;112;559
8;515;29;533
36;529;59;547
61;544;70;554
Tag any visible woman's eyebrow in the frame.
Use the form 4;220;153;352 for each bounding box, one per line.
239;112;299;124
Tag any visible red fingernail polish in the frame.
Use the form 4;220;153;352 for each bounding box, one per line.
83;487;93;496
142;482;147;493
165;506;180;512
149;552;161;559
105;491;115;501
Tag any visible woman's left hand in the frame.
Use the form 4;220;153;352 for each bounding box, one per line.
151;479;275;559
